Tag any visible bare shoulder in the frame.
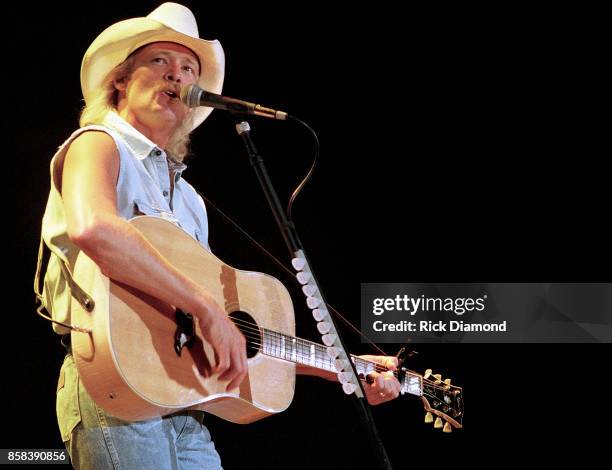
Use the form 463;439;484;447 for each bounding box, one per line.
67;130;118;161
59;130;120;193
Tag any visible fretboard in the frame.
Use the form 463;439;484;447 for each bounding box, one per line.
260;328;422;396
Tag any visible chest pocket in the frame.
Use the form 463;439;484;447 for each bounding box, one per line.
133;199;202;243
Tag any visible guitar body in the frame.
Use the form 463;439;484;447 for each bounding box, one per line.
70;216;296;423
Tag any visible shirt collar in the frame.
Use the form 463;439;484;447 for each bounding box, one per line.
102;111;188;181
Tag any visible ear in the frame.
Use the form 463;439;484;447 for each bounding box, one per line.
113;76;127;92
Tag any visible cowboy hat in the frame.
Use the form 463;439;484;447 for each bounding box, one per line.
80;2;224;130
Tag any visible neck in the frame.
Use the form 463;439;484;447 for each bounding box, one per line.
116;107;175;149
258;327;423;397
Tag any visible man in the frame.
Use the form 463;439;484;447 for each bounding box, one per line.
38;3;400;468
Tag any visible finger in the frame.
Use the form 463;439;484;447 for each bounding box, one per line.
382;370;395;380
381;378;393;396
226;367;246;392
226;346;248;391
379;356;398;371
386;356;399;371
365;371;380;389
215;345;232;378
375;374;386;390
377;372;396;395
383;376;401;398
391;380;401;396
387;382;400;398
360;354;389;365
372;387;388;404
365;371;376;385
361;355;399;371
218;346;242;383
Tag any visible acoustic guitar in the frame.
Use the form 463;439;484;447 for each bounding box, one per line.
70;216;463;431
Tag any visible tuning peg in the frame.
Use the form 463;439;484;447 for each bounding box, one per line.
424;369;432;379
425;412;433;423
443;422;452;433
434;417;443;429
443;378;452;390
433;374;442;384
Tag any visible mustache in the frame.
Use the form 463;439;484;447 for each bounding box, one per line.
154;83;181;98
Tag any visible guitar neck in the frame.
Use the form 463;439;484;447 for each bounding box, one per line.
259;328;423;397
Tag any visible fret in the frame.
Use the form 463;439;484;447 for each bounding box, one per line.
298;339;303;363
318;346;326;368
268;330;274;357
281;335;286;360
260;329;424;397
352;356;376;377
403;372;422;396
263;329;269;355
323;346;333;372
276;332;283;359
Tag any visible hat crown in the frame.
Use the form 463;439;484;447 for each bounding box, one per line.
147;2;199;38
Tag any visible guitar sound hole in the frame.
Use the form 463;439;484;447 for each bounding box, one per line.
228;310;261;359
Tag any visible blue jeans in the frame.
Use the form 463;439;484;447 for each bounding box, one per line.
56;354;223;469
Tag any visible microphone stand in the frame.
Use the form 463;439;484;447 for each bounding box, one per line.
233;117;393;470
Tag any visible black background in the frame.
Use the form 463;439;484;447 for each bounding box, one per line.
5;1;609;467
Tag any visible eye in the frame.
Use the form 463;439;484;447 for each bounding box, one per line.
182;65;195;74
152;57;167;64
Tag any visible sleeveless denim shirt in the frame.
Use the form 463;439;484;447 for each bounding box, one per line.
40;111;210;334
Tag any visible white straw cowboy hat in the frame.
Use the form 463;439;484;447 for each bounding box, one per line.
80;2;224;130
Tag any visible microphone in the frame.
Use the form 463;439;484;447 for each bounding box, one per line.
180;84;288;120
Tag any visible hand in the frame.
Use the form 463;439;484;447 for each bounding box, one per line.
196;298;248;392
359;355;402;405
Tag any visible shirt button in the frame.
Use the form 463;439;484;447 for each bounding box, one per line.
154;149;162;156
163;190;169;197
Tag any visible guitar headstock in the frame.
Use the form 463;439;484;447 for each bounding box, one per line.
420;368;463;432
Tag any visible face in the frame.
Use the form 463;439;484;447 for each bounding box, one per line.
115;42;200;136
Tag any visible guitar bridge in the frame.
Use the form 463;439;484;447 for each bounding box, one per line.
174;309;195;356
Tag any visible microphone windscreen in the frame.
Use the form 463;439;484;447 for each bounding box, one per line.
180;84;201;108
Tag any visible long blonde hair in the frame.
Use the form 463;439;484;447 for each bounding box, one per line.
79;55;194;162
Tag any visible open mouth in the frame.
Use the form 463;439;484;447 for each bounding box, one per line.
163;90;179;99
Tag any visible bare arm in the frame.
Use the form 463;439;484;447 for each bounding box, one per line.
61;131;247;390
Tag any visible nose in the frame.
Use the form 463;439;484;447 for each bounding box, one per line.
163;62;182;83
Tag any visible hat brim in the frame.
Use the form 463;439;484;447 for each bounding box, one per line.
81;17;225;131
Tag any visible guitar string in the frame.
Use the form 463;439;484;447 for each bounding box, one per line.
200;193;388;357
225;316;455;391
240;339;453;394
228;317;407;376
184;314;456;393
227;318;454;392
220;321;455;393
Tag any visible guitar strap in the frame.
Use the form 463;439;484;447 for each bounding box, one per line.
33;234;95;331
